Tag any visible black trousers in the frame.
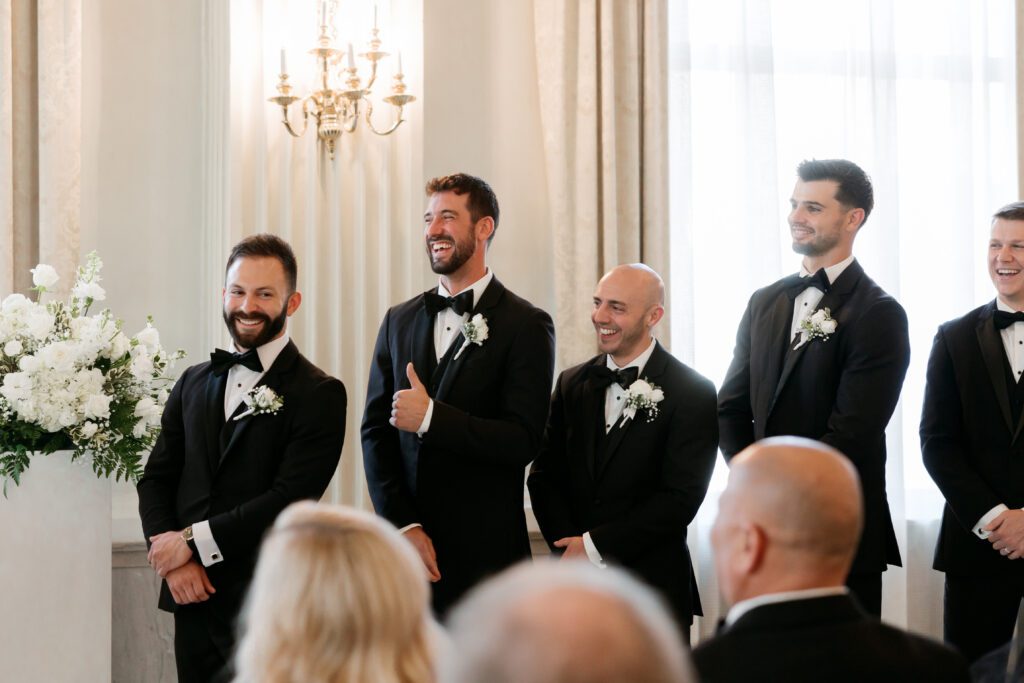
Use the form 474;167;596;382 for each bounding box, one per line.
173;604;235;683
945;573;1024;664
846;571;882;618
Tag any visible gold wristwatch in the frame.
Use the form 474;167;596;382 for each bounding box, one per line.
181;525;194;543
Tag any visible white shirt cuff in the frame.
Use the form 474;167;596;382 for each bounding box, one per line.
974;504;1009;539
191;520;224;566
582;532;606;568
416;400;434;436
399;523;423;534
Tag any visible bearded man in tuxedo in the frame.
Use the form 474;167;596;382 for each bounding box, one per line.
717;159;910;617
922;201;1024;662
528;264;718;636
138;234;347;682
362;173;556;615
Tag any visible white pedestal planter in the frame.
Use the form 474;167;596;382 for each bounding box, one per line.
0;451;112;682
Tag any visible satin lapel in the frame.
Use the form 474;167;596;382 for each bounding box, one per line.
434;278;505;403
759;287;797;422
219;341;298;469
771;261;862;411
411;295;438;385
976;306;1014;436
578;363;607;482
594;343;668;481
205;369;227;473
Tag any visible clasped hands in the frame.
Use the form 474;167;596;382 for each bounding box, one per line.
985;509;1024;560
391;363;430;432
147;530;215;605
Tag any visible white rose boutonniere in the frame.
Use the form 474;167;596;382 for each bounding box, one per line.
454;313;489;360
796;307;838;349
622;378;665;423
235;386;284;420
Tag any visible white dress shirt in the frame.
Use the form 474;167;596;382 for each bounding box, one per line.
789;254;855;344
725;586;849;625
972;297;1024;539
582;337;659;568
192;332;291;567
400;270;494;535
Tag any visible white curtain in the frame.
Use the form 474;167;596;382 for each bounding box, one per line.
216;0;425;509
668;0;1018;640
0;0;80;295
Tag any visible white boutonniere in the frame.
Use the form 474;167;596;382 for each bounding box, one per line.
454;313;489;360
622;378;665;423
796;307;838;349
235;385;284;420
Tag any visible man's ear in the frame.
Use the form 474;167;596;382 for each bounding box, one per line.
647;305;665;328
740;524;768;574
286;291;302;316
475;216;495;244
846;207;865;233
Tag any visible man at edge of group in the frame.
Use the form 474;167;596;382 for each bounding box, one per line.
138;234;347;682
528;263;717;639
362;173;556;615
717;159;911;617
922;201;1024;663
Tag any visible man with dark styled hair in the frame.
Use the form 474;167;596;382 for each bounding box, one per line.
718;159;910;616
922;201;1024;662
138;233;346;682
693;437;969;682
362;172;556;615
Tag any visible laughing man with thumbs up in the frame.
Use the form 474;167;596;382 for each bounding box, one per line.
362;173;556;616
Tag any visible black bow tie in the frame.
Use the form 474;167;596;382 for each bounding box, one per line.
584;364;639;390
994;310;1024;330
424;290;474;317
786;268;831;301
210;348;263;377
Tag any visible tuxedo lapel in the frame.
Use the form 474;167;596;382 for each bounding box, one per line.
205;370;227;473
434;278;505;403
976;304;1015;437
594;343;668;481
758;284;797;422
412;294;438;388
574;358;607;482
219;341;298;469
771;261;863;412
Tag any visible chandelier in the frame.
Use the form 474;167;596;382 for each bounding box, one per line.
268;2;415;159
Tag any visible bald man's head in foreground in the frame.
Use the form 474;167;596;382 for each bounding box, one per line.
441;561;694;683
711;437;864;607
592;263;666;366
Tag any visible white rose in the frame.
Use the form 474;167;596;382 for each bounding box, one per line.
810;309;828;325
3;339;23;357
630;379;653;397
80;421;99;439
470;314;489;342
36;341;79;373
30;264;59;289
650;388;665;403
131;353;155;380
820;319;838;335
57;409;78;428
18;354;41;373
72;281;106;302
104;331;131;360
134;396;162;425
132;419;148;438
82;393;112;420
0;372;32;402
1;293;31;314
25;309;55;340
135;324;161;351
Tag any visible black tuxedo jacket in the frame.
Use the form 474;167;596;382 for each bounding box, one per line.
693;594;970;682
361;277;555;611
527;342;718;623
137;340;346;617
921;301;1024;576
718;260;910;573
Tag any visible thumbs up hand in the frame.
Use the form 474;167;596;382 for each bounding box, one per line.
391;362;431;432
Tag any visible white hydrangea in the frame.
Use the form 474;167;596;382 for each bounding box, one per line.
30;264;59;289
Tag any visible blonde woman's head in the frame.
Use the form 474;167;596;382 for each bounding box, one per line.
233;502;439;683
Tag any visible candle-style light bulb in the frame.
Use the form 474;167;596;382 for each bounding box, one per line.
347;42;355;69
279;48;287;75
320;1;327;27
373;4;378;30
397;51;403;75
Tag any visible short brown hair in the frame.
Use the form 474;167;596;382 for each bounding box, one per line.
797;159;874;227
426;173;500;243
225;233;298;292
993;201;1024;222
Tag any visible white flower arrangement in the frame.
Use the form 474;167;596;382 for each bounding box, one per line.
796;307;838;349
234;385;284;420
622;378;665;423
454;313;489;360
0;252;184;492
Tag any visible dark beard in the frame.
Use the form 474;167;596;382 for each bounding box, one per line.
428;229;477;275
222;304;288;350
